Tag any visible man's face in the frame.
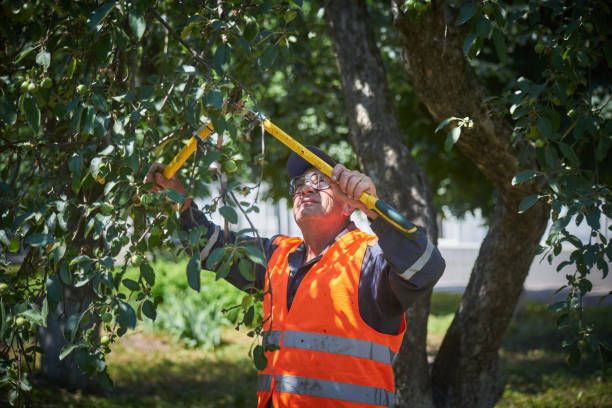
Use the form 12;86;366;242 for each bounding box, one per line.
291;169;348;227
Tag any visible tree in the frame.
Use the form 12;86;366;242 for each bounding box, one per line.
320;0;611;407
1;0;609;407
0;1;297;404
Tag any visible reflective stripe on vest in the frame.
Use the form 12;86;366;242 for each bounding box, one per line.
257;374;395;407
263;330;396;366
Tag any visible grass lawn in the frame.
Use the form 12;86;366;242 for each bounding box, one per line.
28;291;612;407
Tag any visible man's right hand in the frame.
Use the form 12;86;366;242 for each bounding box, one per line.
144;163;191;210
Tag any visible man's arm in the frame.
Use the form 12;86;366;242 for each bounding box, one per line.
180;202;278;292
144;163;276;292
371;218;445;310
357;219;445;334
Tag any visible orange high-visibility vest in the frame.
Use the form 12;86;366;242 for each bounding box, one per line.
257;230;406;408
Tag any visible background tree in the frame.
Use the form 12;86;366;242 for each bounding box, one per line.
1;0;610;407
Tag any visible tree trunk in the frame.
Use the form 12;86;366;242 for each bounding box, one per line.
389;1;552;407
323;1;438;407
38;285;99;392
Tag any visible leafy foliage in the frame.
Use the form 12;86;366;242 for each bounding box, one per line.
0;0;300;404
447;0;612;364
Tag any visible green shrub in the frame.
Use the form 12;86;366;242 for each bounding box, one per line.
144;255;248;348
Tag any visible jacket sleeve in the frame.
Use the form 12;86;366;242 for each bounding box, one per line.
180;202;279;292
368;217;446;315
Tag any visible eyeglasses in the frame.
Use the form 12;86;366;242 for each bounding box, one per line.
289;172;331;195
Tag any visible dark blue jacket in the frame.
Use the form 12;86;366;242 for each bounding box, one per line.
180;203;445;334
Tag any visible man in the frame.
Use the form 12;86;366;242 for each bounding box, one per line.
145;146;445;408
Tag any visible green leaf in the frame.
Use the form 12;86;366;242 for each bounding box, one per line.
117;300;136;329
88;2;116;30
548;301;566;313
568;347;581;366
435;117;460;133
64;310;86;342
492;28;508;64
35;50;51;72
9;236;20;252
82;106;95;135
76;349;97;376
245;246;266;267
259;45;278;70
239;259;255;282
558;142;580;167
98;370;114;390
46;275;62;302
512;170;536;185
544;145;558;169
22;307;45;326
463;32;478;55
213;43;231;75
518;194;539;213
206;90;223;110
59;343;84;360
586;208;601;230
140;263;155;286
457;2;477;25
536;116;553;139
90;157;102;178
15;45;35;63
187;253;201;292
25;233;53;247
142;299;156;320
253;345;268;370
59;262;71;285
236;36;251;56
219;206;238;224
24;96;40;133
0;96;17;125
129;13;146;40
444;127;461;152
70;255;92;266
595;136;612;162
165;188;183;203
244;305;255;326
206;247;224;270
122;278;139;291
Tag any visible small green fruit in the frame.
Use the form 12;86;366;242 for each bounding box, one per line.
76;84;87;96
15;317;27;328
0;282;8;293
41;77;53;89
534;42;544;54
27;82;37;92
483;3;495;18
102;312;113;322
20;80;30;92
222;160;238;174
584;22;594;34
100;335;110;345
131;254;143;266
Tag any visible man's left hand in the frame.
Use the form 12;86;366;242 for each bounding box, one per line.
331;164;379;219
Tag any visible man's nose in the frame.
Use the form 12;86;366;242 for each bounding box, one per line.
299;180;316;194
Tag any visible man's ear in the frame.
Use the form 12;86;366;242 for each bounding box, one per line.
342;203;355;217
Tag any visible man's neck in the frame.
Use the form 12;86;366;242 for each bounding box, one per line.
300;221;348;263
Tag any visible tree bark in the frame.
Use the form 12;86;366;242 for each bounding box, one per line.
323;1;438;407
389;1;551;407
38;285;99;392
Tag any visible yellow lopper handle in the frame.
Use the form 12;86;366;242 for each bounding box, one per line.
262;119;418;237
162;122;215;179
